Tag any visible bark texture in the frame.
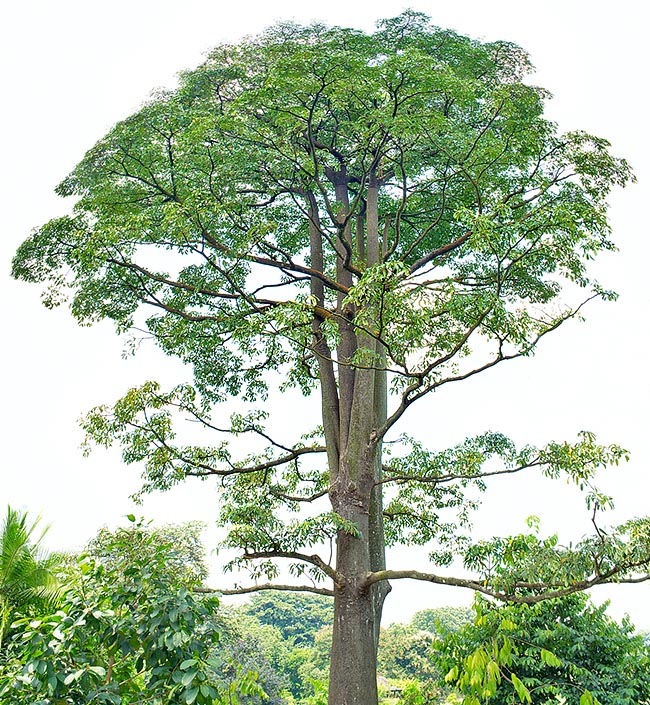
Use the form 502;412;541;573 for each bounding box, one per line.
313;168;390;705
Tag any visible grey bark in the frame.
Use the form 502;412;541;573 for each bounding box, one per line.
327;170;389;705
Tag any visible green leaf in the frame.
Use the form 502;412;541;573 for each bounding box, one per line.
580;691;594;705
486;660;500;683
540;648;562;667
181;669;198;687
185;686;200;704
511;673;532;703
63;669;85;685
445;666;459;683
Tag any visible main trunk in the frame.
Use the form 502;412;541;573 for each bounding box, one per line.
328;459;385;705
327;357;389;705
329;564;380;705
312;169;389;705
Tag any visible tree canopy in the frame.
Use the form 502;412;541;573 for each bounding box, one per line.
12;11;650;705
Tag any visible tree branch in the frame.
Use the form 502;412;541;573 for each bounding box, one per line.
378;459;544;486
408;230;472;274
269;488;329;503
241;550;343;585
185;445;327;478
363;566;650;605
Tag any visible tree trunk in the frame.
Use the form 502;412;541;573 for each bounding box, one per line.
329;573;380;705
328;480;380;705
328;378;387;704
326;167;389;705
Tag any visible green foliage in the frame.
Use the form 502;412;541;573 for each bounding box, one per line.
377;608;472;691
383;431;630;567
0;519;260;705
462;511;650;599
303;677;328;705
243;592;333;646
229;595;334;702
10;10;648;703
293;625;333;699
378;623;438;682
13;9;642;605
87;517;209;587
640;631;650;647
13;14;634;517
395;680;441;705
0;507;62;651
410;607;473;635
434;593;650;704
218;629;289;705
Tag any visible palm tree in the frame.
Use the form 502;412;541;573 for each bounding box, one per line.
0;507;61;650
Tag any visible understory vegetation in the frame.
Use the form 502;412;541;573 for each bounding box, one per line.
1;514;648;705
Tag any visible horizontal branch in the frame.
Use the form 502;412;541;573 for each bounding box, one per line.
242;550;344;585
269;488;329;503
185;445;327;477
363;567;650;605
378;459;544;486
194;583;334;597
364;568;486;593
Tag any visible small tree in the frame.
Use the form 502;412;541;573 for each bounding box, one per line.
0;519;259;704
87;518;210;587
12;12;650;705
434;593;650;704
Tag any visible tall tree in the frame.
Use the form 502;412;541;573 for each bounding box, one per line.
12;12;650;705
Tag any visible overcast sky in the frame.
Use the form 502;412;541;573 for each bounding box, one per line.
2;0;648;628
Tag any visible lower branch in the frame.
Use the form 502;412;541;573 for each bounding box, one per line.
363;568;650;605
242;550;344;585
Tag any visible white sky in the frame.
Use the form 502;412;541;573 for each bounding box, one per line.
2;0;649;629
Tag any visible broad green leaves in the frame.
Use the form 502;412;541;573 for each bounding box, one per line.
435;594;650;704
0;520;261;705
